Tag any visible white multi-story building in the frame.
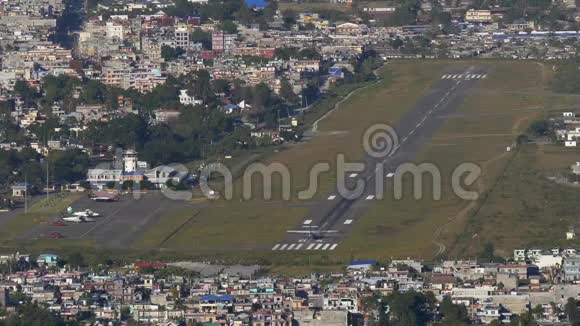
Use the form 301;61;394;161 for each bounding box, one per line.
178;89;203;106
465;9;492;23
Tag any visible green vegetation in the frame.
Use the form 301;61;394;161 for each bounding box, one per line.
160;45;185;62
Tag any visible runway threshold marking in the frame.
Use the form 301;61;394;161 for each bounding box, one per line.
272;243;339;250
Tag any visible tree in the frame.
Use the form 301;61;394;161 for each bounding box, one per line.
528;119;550;137
66;252;86;269
439;296;469;324
190;29;212;49
566;297;578;325
79;181;91;191
161;45;185;62
479;242;501;263
279;77;298;104
385;290;429;325
236;3;254;25
49;149;90;183
5;301;67;325
282;9;297;28
218;20;238;34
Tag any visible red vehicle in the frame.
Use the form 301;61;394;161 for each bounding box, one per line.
50;221;67;227
40;232;64;239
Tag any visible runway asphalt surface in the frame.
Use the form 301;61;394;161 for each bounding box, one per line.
20;192;193;248
273;65;490;252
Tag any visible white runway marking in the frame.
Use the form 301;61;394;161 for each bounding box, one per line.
279;244;288;250
344;219;353;225
386;172;395;178
314;243;323;250
349;173;358;178
330;244;338;250
287;244;295;250
303;219;312;225
327;195;336;200
365;195;375;200
440;74;487;80
294;244;303;250
307;243;315;250
272;244;280;250
322;244;330;250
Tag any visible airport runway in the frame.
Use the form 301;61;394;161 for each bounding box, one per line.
273;66;490;252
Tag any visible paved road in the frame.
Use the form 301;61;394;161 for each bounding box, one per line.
272;66;490;252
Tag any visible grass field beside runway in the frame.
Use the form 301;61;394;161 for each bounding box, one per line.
343;61;579;260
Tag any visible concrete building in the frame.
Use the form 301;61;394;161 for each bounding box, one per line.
465;9;492;23
178;89;203;106
174;25;189;49
212;31;236;56
563;256;580;282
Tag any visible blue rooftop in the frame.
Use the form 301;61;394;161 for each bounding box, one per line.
122;171;145;176
201;294;234;302
245;0;265;8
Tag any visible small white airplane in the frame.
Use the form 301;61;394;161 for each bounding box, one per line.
91;196;119;202
67;207;100;218
286;230;339;239
62;216;95;223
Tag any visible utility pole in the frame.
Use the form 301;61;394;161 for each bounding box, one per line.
46;152;49;202
24;173;27;214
